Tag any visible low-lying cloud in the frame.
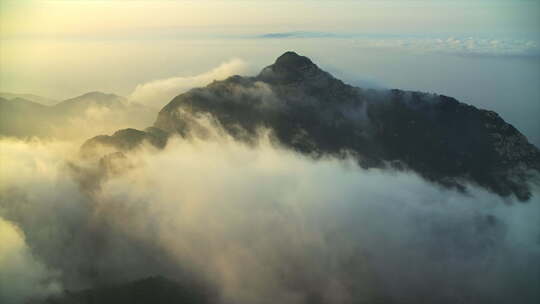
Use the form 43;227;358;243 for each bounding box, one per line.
58;104;156;141
0;218;61;303
1;119;539;303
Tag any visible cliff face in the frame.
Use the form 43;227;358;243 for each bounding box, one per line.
87;52;540;201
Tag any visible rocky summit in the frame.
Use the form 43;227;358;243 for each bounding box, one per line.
84;52;540;201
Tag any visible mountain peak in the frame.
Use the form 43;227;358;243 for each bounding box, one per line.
55;91;126;110
78;91;121;99
258;51;326;84
274;51;315;69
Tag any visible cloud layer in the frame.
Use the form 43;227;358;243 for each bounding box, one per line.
1;120;539;303
258;32;540;57
353;36;540;57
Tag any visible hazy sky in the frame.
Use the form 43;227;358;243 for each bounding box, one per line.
2;0;540;38
1;0;539;94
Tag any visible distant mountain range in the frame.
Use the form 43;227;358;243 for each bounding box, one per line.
0;91;154;139
257;31;340;39
83;52;540;201
0;92;59;106
54;91;126;112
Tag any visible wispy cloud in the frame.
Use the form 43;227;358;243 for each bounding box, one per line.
257;32;540;57
129;59;249;108
353;36;540;57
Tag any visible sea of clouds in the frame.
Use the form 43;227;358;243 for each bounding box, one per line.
1;119;539;303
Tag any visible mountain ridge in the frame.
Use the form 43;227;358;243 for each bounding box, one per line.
53;91;127;114
83;51;540;201
0;92;58;106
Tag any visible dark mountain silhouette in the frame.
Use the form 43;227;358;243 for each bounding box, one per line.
84;51;540;201
80;127;167;157
40;276;214;304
